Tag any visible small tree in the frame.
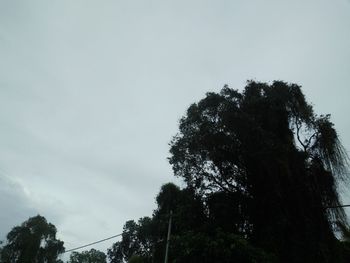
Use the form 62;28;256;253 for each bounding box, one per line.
0;215;64;263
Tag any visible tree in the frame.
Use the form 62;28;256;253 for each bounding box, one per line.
169;81;349;262
0;215;64;263
108;182;271;263
68;249;106;263
107;219;154;263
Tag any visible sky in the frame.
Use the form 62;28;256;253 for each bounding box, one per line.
0;0;350;260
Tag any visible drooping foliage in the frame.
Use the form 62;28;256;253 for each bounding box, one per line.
107;81;349;263
169;81;349;262
0;215;64;263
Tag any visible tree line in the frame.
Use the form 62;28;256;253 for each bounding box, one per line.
1;81;350;262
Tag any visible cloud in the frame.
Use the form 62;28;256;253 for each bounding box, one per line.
0;171;65;241
0;173;35;240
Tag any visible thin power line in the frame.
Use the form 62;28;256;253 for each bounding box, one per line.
63;233;122;253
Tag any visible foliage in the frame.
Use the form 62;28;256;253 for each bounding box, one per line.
68;249;106;263
108;183;273;263
171;229;276;263
108;80;349;262
128;255;148;263
0;215;64;263
107;218;155;263
169;81;349;262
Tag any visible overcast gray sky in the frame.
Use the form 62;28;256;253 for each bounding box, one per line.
1;0;350;259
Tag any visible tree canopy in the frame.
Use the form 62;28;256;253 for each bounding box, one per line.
169;81;349;262
107;183;275;263
107;81;350;263
68;249;106;263
0;215;64;263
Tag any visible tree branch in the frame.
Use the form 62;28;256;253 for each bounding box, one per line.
295;116;307;152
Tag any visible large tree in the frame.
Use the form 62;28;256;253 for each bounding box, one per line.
0;215;64;263
169;81;349;262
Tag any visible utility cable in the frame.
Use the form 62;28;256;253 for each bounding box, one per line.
63;233;122;253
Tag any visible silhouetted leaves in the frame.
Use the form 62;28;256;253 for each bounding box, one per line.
0;215;64;263
68;249;106;263
169;81;349;262
108;81;350;262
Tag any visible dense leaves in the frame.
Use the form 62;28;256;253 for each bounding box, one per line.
169;81;349;262
107;218;155;263
0;215;64;263
108;183;273;263
170;229;276;263
107;81;349;262
68;249;106;263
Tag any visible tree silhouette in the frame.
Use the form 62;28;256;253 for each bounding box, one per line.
169;81;349;262
0;215;64;263
108;183;274;263
68;249;106;263
107;219;155;263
